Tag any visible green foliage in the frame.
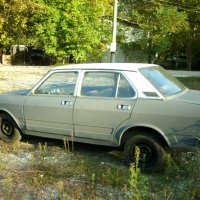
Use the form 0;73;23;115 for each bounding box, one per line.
119;0;200;69
177;77;200;90
0;0;37;53
0;0;112;62
126;146;150;200
119;0;189;63
158;149;200;200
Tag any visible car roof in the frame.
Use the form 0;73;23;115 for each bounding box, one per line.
51;63;158;72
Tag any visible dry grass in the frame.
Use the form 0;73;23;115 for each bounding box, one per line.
0;65;49;93
0;138;199;200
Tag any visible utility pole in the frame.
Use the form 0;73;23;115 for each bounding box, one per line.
110;0;118;63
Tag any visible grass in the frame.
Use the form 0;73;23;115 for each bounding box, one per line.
177;77;200;90
0;139;199;199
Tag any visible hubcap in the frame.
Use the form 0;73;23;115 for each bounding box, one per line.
138;143;153;163
1;121;13;136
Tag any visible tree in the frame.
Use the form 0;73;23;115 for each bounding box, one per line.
119;0;189;64
0;0;36;54
170;0;200;70
27;0;112;63
0;0;113;63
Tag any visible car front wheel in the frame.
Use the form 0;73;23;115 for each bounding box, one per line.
124;133;165;172
0;113;21;143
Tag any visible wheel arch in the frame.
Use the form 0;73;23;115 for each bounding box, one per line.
118;126;169;148
0;109;23;143
0;110;21;129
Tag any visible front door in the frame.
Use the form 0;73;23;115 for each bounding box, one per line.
73;71;137;141
23;71;79;137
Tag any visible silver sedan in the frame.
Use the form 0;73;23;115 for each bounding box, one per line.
0;63;199;172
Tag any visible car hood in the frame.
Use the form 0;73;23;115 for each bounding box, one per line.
174;90;200;105
6;89;31;96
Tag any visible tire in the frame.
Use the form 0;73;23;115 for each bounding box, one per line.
0;113;21;143
124;133;165;172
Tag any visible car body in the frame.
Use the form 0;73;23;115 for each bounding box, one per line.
0;63;199;172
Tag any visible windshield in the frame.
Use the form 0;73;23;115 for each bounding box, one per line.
140;66;187;96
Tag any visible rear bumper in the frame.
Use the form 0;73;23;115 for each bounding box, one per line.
170;136;200;151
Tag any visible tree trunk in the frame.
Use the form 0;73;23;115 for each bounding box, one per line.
186;39;192;71
147;38;152;64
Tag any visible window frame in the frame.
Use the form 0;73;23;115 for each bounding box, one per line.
32;70;80;96
139;66;187;97
78;70;136;99
117;73;136;98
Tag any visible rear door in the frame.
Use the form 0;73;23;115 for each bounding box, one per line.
73;71;137;141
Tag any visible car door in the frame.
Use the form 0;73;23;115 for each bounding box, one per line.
73;71;137;141
23;71;79;136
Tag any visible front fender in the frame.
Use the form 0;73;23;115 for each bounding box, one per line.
0;108;22;129
0;94;26;130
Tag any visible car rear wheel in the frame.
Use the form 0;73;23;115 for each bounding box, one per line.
0;113;21;143
124;133;165;172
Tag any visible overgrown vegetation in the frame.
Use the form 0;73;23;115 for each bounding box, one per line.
177;77;200;90
0;0;112;63
0;139;199;199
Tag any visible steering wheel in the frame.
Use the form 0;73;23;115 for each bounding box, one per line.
48;84;62;95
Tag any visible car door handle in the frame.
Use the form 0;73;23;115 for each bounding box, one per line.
61;100;72;106
117;104;130;110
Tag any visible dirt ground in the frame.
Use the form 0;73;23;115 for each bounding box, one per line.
0;65;50;93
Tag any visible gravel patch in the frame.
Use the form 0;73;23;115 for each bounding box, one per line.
0;65;50;93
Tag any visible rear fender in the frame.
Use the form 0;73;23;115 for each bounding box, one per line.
115;124;170;147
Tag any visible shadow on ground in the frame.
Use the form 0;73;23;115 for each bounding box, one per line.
21;135;125;166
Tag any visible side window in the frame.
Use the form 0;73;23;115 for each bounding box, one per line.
81;72;118;97
34;71;78;95
117;74;135;98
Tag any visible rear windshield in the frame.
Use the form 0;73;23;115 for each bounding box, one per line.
140;66;186;96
